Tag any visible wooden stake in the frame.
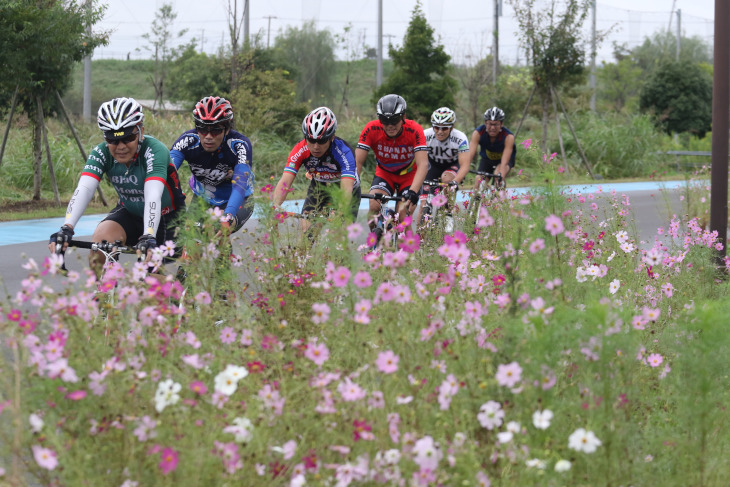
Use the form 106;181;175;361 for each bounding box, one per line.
514;84;536;139
55;90;108;205
551;85;598;179
0;86;19;169
36;96;61;205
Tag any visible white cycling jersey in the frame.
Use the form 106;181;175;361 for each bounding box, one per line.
424;127;470;166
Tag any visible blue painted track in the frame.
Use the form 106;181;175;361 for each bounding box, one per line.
0;180;689;246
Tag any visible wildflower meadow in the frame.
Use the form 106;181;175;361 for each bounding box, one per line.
1;159;730;486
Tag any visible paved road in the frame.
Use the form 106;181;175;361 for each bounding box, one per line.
0;186;688;299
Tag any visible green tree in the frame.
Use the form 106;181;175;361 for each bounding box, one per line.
639;61;712;138
509;0;595;149
274;21;336;105
374;1;457;121
596;43;643;112
167;46;230;104
631;30;712;75
0;0;107;199
139;3;193;111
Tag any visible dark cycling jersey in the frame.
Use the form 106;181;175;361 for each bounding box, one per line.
357;119;428;175
81;136;185;217
474;125;516;167
284;136;359;186
170;129;254;215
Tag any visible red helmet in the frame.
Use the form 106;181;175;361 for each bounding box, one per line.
193;96;233;126
302;107;337;141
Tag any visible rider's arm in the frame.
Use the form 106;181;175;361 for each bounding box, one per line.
409;149;430;194
455;150;471;184
355;147;369;178
497;133;515;179
143;179;165;236
63;175;99;229
225;162;254;216
273;172;296;207
468;130;481;166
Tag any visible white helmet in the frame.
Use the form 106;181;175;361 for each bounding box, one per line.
431;107;456;126
97;97;145;134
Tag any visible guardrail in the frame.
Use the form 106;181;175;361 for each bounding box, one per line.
658;151;724;170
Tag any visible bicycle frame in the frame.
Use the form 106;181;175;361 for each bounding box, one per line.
420;179;459;232
361;193;403;249
467;170;504;223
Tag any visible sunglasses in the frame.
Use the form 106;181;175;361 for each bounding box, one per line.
378;115;402;126
196;125;226;136
105;131;138;145
433;126;451;132
305;136;330;145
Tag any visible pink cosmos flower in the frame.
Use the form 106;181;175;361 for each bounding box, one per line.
375;282;397;302
353;271;372;288
366;232;378;247
219;326;237;344
65;390;87;401
311;303;331;324
347;223;364;240
495;361;522;388
431;193;448;208
189;381;208;395
158;447;179;475
194;292;212;305
332;266;351;288
337;378;366;402
647;353;663;367
305;342;330;367
477;210;495;228
545;214;565;236
32;445;58;470
529;238;545;254
375;350;400;374
521;138;532;149
399;230;421;253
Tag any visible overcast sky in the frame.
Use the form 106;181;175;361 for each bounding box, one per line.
93;0;716;65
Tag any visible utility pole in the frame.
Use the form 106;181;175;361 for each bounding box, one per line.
492;0;500;85
243;0;249;48
675;9;681;61
710;0;730;266
376;0;383;87
589;0;597;112
201;29;205;52
82;0;92;121
264;15;277;48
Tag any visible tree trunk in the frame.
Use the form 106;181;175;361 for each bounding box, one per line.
37;96;61;205
514;84;536;139
32;105;43;201
0;86;19;169
551;87;568;170
552;86;598;179
54;91;108;206
540;91;550;155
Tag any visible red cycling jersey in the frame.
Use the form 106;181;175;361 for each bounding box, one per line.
356;119;428;175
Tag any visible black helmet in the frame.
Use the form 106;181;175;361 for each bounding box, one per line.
483;106;505;122
377;94;407;124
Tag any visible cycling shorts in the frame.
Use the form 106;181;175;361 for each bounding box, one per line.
302;180;362;221
478;156;515;174
102;203;181;248
369;165;416;197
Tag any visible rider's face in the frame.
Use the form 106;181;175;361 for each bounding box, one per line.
432;125;452;142
306;137;332;158
107;127;142;164
197;125;227;152
486;121;502;137
380;116;404;138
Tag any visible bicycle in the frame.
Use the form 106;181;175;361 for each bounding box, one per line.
361;193;404;249
466;170;504;224
419;179;460;233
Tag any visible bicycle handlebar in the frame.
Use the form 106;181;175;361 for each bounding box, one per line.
58;239;135;254
469;170;502;180
423;179;460;187
361;193;403;203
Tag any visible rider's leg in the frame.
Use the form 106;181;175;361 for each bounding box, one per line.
90;220;127;276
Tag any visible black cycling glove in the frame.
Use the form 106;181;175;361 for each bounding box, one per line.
50;225;74;248
401;189;419;206
136;234;158;254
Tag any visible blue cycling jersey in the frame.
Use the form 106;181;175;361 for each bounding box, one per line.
170;129;254;216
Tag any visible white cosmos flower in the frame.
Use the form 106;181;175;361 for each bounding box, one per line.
568;428;602;453
555;459;572;472
154;379;181;413
532;409;554;430
609;279;620;295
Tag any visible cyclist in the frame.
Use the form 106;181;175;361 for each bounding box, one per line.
48;97;186;275
417;107;470;226
169;96;254;234
355;94;428;232
468;106;515;189
272;107;360;228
